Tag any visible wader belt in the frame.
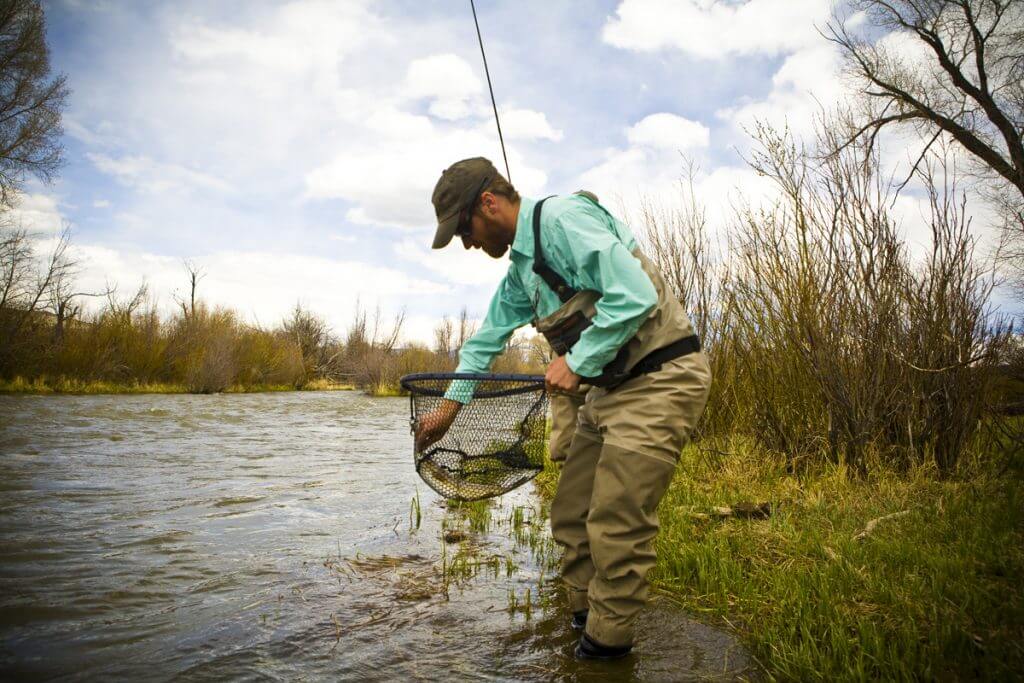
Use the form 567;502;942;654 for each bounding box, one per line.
530;197;701;389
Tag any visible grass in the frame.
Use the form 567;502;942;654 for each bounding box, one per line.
0;376;189;394
0;375;356;395
300;378;355;391
364;380;403;397
532;436;1024;681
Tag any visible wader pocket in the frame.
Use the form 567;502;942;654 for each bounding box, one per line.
534;289;632;388
534;289;601;356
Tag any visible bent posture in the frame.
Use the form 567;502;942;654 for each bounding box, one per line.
416;157;711;659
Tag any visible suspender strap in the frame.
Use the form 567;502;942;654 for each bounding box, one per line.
532;197;576;303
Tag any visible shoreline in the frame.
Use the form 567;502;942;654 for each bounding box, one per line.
0;377;358;395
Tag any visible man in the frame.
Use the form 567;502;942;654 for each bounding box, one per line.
416;157;711;660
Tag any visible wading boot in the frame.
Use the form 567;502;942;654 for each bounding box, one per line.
570;610;588;632
574;632;632;661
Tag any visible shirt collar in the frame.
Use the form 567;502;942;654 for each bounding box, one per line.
510;196;536;260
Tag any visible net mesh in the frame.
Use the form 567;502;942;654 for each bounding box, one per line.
401;373;549;501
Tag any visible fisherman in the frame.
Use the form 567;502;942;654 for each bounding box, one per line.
415;157;711;660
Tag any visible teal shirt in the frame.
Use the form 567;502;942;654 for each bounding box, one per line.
444;194;657;404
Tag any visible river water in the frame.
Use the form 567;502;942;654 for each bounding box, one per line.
0;392;756;681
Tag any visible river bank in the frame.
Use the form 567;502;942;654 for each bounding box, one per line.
534;437;1023;680
0;375;357;394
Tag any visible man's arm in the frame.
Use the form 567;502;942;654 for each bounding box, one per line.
443;270;535;403
415;270;533;452
551;210;657;378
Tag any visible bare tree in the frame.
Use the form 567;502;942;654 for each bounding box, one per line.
0;223;73;368
283;302;339;378
0;0;68;207
173;259;204;320
373;304;405;354
433;315;454;358
828;1;1023;198
455;306;476;352
105;281;149;323
46;232;108;343
637;163;722;347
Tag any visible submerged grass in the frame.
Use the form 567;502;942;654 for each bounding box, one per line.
533;438;1024;680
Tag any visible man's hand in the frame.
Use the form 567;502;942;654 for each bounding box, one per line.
546;355;581;393
414;399;462;451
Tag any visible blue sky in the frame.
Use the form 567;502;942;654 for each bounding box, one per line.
22;0;1001;342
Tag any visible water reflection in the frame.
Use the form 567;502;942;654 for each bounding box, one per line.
0;392;756;681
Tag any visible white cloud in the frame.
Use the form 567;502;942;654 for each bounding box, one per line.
716;43;845;142
576;113;713;209
305;124;548;230
6;193;65;232
88;153;234;195
603;0;831;59
92;199;111;209
626;113;709;150
403;54;483;121
172;0;378;77
499;108;563;141
394;237;508;287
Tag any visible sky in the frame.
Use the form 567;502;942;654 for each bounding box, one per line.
17;0;1011;344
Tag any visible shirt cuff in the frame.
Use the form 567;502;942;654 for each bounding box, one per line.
564;349;599;378
443;378;477;404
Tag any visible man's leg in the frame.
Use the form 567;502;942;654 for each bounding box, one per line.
547;388;588;464
583;352;712;648
549;398;601;616
584;444;677;646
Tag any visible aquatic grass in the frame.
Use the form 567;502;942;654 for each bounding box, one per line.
446;499;494;534
409;488;422;531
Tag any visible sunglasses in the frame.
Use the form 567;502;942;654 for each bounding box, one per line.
455;175;493;238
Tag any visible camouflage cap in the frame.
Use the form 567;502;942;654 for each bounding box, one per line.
431;157;497;249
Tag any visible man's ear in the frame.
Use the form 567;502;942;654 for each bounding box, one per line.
480;191;497;215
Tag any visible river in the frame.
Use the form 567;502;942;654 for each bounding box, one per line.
0;391;755;681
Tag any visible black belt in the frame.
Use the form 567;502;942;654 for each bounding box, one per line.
586;334;702;390
629;334;701;378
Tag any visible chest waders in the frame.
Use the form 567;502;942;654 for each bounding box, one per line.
530;196;701;390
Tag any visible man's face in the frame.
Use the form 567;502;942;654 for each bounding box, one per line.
460;194;509;259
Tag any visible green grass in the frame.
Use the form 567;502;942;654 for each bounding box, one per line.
365;381;403;397
0;375;357;395
533;436;1024;680
0;376;189;394
299;378;355;391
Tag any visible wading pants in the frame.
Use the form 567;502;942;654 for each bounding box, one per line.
550;351;712;647
548;386;588;464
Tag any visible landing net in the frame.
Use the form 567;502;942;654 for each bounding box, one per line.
401;373;548;501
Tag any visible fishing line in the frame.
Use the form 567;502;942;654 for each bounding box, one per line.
469;0;511;183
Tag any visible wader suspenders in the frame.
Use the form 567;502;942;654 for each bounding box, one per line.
530;197;702;389
531;197;575;303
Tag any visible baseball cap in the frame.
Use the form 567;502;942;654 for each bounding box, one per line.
431;157;497;249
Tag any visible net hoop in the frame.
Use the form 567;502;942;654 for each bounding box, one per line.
401;372;548;501
400;372;545;398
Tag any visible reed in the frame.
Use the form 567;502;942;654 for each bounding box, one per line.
638;124;1013;474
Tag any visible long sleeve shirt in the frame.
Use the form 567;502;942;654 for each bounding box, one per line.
444;194;657;404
